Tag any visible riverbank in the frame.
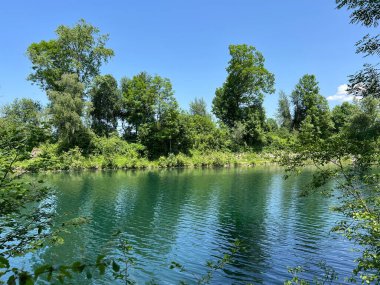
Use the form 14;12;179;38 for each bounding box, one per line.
17;149;276;172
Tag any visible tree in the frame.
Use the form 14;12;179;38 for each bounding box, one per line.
189;97;208;117
336;0;380;99
138;76;181;157
27;19;114;91
276;91;292;130
120;72;156;139
89;75;121;137
291;75;332;138
121;72;181;156
179;113;230;152
279;97;380;283
331;101;358;132
212;44;275;129
47;74;90;150
266;118;278;132
1;98;49;149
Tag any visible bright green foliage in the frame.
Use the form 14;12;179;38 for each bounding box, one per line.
27;19;114;91
47;73;91;151
189;97;208;116
89;74;121;136
180;113;230;152
277;91;292;130
279;97;380;283
212;44;275;129
291;75;332;138
331;102;358;132
0;98;49;150
266;118;279;132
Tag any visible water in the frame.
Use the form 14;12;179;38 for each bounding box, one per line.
28;167;356;284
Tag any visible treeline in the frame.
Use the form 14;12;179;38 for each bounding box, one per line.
0;19;365;167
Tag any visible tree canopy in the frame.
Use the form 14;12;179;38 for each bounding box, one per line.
27;19;114;91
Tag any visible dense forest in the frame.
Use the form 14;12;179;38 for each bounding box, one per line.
0;0;379;284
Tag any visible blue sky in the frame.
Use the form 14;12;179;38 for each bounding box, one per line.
0;0;377;118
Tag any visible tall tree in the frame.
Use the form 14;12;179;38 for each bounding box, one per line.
138;76;181;156
120;72;156;138
47;74;89;149
89;75;120;137
291;75;332;138
27;19;114;91
212;44;275;128
189;97;208;117
121;72;181;156
276;91;292;130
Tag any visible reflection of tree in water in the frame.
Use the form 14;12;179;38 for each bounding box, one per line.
214;168;275;284
32;168;353;284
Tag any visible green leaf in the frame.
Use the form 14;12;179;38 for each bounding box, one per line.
86;271;92;279
7;275;16;285
0;256;9;269
112;261;120;272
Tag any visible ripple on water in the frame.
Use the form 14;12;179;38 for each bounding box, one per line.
29;168;360;284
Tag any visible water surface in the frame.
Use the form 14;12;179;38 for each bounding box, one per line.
32;167;356;284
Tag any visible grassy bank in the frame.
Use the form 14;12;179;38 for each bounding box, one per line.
17;144;275;172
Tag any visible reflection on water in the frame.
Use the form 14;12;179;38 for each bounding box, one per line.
33;167;356;284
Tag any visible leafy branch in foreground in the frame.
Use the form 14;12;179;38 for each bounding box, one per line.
170;239;242;284
278;97;380;284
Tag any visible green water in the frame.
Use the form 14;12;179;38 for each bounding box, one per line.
30;167;355;284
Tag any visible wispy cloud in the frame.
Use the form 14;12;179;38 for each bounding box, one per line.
327;84;355;102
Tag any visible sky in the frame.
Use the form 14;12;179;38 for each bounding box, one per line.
0;0;377;118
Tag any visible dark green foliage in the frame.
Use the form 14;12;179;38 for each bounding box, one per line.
336;1;380;99
27;19;114;91
291;75;332;138
277;91;292;130
336;0;380;27
89;75;121;136
212;44;275;130
331;102;358;132
346;64;380;98
121;72;183;157
212;44;275;148
120;72;157;139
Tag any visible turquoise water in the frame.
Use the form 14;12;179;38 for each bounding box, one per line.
31;168;356;284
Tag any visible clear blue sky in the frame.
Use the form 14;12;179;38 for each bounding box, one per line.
0;0;377;118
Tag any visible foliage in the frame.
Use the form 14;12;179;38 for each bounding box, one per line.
284;262;338;285
47;73;92;151
290;75;332;138
180;113;230;152
331;101;358;132
336;0;380;99
89;74;121;136
189;97;208;117
277;90;292;130
27;19;114;91
212;44;275;141
0;99;49;150
278;97;380;283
